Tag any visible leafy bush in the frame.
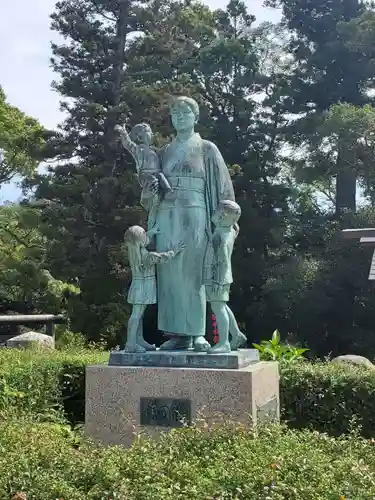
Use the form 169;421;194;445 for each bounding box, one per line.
0;349;107;423
55;329;88;350
281;360;375;437
3;349;375;438
2;420;375;499
253;330;309;362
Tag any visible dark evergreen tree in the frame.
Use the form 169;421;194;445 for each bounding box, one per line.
124;0;293;339
267;0;374;214
30;0;293;344
32;0;153;342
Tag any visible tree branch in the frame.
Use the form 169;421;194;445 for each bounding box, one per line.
0;224;43;250
91;0;117;22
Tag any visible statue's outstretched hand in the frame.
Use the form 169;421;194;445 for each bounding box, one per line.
174;241;186;254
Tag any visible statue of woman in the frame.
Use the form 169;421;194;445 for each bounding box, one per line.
142;96;236;351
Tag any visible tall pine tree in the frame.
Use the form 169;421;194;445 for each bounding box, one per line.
104;0;293;338
34;0;292;343
33;0;153;342
267;0;373;214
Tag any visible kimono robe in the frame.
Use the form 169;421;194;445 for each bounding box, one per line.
142;133;235;337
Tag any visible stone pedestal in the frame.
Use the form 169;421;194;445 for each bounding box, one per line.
85;353;279;448
109;348;260;369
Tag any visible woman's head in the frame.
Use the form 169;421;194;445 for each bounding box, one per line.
124;225;147;247
170;96;199;133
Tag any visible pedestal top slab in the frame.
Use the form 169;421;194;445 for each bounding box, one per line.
108;348;259;369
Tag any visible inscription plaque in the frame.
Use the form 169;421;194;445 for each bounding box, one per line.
140;397;192;427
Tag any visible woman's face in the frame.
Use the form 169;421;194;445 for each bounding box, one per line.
171;102;196;133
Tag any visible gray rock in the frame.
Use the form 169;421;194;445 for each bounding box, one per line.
6;331;54;349
331;354;374;368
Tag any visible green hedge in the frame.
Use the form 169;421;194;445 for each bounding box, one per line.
2;419;375;499
0;348;107;423
2;349;375;437
281;361;375;437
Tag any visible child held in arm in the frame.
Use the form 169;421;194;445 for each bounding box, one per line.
204;200;247;354
115;123;171;232
124;224;185;353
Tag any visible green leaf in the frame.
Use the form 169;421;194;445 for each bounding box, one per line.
271;329;280;346
295;348;310;355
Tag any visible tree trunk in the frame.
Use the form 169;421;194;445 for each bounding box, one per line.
335;152;357;215
106;0;128;176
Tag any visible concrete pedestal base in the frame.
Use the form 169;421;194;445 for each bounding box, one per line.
85;361;280;448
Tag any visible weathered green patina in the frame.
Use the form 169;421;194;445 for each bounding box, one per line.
204;200;246;353
144;97;235;351
118;96;243;353
122;225;184;353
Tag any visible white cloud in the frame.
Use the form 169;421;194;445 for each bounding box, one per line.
0;0;62;130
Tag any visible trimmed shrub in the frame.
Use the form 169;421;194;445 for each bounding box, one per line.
0;348;107;423
1;420;375;499
281;360;375;437
3;349;375;437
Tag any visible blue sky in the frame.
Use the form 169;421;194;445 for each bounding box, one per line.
0;0;280;203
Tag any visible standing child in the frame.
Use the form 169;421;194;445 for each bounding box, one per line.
115;123;171;232
204;200;247;354
124;224;184;353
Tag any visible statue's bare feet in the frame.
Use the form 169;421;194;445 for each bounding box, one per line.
160;336;193;350
230;332;247;350
124;343;146;353
136;337;156;351
208;341;231;354
194;336;210;352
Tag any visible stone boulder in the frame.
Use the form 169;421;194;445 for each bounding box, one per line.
331;354;374;369
6;331;55;349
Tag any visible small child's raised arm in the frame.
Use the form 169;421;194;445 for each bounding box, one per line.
115;124;138;160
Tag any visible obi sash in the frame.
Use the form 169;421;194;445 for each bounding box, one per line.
161;176;206;209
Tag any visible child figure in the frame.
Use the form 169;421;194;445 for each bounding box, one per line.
204;200;247;354
124;224;185;353
115;123;171;231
